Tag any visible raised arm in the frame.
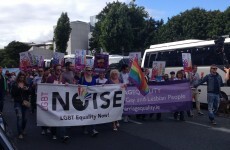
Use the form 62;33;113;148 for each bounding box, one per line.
194;74;208;88
224;68;230;81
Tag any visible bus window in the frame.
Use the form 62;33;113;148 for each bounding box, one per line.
143;52;150;68
148;53;157;68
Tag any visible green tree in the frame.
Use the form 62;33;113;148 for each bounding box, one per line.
54;12;71;53
99;2;133;54
157;7;229;43
0;49;5;63
206;10;225;38
3;41;31;67
223;7;230;35
90;1;149;55
141;18;164;50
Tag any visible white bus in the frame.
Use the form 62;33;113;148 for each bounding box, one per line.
141;38;230;104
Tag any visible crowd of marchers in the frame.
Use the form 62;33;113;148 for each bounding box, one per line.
0;63;229;143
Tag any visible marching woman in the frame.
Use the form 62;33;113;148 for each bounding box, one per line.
107;69;125;131
78;66;99;137
11;72;30;139
173;70;185;121
96;71;108;85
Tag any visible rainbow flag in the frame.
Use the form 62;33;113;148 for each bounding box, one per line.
129;58;149;96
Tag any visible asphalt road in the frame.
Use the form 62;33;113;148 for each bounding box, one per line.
3;95;230;150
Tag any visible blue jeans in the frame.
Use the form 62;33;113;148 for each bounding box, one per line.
14;102;27;135
207;93;220;121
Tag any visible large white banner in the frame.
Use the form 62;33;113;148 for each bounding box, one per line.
37;84;125;126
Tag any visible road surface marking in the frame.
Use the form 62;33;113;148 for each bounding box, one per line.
128;119;143;125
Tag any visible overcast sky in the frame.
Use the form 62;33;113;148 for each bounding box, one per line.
0;0;229;49
0;0;130;48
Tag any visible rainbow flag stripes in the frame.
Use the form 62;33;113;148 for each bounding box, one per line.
129;58;149;96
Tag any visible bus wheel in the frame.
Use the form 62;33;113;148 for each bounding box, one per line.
218;92;230;115
220;92;228;101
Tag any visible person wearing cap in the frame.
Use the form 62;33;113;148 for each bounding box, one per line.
169;71;176;80
194;64;225;125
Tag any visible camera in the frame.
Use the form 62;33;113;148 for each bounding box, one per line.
214;37;225;54
214;36;229;69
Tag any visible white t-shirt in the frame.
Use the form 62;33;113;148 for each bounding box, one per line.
96;78;108;84
120;72;129;84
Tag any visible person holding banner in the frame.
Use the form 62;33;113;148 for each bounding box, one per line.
169;71;176;80
46;64;70;142
120;64;130;122
107;69;124;131
96;72;108;85
173;71;186;121
11;72;30;139
78;66;99;137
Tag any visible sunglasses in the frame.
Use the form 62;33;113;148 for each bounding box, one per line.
211;68;217;70
86;70;92;72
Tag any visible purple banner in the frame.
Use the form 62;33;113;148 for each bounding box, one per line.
124;81;192;114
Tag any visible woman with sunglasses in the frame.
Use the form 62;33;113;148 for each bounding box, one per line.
11;72;30;139
78;66;99;137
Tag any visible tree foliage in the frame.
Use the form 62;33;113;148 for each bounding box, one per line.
90;1;152;55
90;4;230;54
1;41;31;67
54;12;71;53
157;7;229;43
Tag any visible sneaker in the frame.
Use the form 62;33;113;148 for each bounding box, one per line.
211;120;217;125
62;136;69;143
91;129;99;137
41;130;45;135
198;112;204;115
18;134;23;139
52;135;57;140
46;128;51;134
